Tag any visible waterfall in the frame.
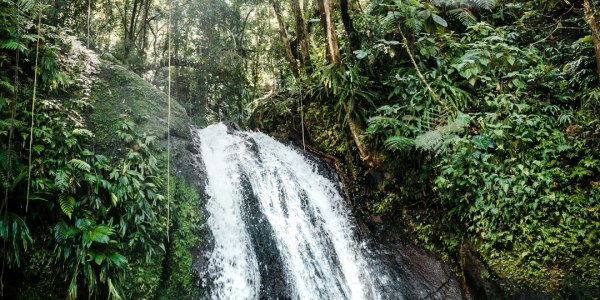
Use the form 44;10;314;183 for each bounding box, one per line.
194;123;401;300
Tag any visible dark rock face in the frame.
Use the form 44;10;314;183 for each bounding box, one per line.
239;174;290;299
373;243;464;300
170;135;203;191
462;247;504;300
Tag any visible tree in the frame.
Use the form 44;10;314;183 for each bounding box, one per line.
292;0;310;67
319;0;341;63
584;0;600;82
269;0;299;78
340;0;359;52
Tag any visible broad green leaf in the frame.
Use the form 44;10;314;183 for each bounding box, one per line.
108;252;127;268
432;14;448;27
353;50;369;60
507;55;516;66
90;225;112;244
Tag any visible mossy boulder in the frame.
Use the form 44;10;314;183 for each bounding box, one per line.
89;60;189;153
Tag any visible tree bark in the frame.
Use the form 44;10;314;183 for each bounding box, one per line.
269;0;300;78
340;0;360;52
321;0;342;63
137;0;152;57
291;0;311;66
317;0;330;61
584;0;600;82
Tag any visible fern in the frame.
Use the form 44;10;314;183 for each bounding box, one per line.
433;0;497;10
0;40;28;53
54;222;73;243
54;170;70;192
69;158;91;172
448;8;477;27
384;136;416;151
0;77;15;93
18;0;37;12
433;0;497;27
415;113;470;154
58;194;75;219
583;87;600;111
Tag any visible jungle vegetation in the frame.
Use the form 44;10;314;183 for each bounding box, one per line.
1;0;599;298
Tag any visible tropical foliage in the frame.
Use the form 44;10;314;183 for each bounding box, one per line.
248;0;600;295
2;0;600;297
0;1;195;298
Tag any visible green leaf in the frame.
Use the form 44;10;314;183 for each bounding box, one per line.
58;194;75;219
472;135;495;150
110;192;119;206
507;56;516;66
353;50;369;60
384;136;415;151
90;225;113;244
107;278;123;300
432;14;448;27
94;252;106;265
72;128;94;137
108;252;127;269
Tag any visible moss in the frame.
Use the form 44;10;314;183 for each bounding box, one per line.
89;60;189;155
156;176;203;299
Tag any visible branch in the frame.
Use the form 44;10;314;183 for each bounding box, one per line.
141;58;205;71
398;28;441;104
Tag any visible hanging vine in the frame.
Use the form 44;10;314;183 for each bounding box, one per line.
26;6;43;213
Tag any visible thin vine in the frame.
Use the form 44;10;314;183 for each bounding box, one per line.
166;0;172;243
26;6;43;213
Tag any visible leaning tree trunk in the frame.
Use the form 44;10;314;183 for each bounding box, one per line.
319;0;378;168
269;0;300;78
584;0;600;82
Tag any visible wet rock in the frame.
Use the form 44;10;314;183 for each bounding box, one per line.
462;246;504;300
222;120;241;133
375;243;464;300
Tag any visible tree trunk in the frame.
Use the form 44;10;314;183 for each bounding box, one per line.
317;0;330;61
347;113;377;167
292;0;310;66
340;0;360;52
138;0;152;57
127;0;140;52
584;0;600;82
269;0;300;78
321;0;341;63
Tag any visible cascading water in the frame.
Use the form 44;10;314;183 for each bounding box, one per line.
194;123;402;300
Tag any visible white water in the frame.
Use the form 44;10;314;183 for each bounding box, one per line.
195;123;396;300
